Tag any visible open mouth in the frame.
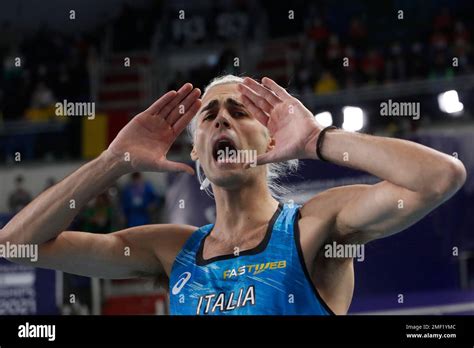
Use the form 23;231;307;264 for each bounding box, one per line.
212;138;238;162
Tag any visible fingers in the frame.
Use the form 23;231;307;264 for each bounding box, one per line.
172;99;202;135
242;77;282;105
160;159;195;175
159;83;194;118
145;90;178;114
240;94;269;126
238;83;274;114
243;150;280;168
167;88;201;125
261;77;291;100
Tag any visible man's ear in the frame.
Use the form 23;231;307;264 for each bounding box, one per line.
267;137;276;152
190;146;199;161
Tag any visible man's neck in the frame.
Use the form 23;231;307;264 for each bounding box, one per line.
211;180;279;245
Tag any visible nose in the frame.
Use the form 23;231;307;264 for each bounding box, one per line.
214;113;231;129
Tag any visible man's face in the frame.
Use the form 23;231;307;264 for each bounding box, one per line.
191;83;273;188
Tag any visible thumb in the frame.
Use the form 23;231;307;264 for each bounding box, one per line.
160;160;195;175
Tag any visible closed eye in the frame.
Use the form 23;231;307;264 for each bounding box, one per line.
203;113;216;121
201;109;247;122
233;110;247;117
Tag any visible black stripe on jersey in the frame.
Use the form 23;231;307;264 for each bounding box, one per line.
196;203;283;266
293;209;336;316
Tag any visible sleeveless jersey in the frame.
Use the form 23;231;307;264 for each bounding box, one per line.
169;203;334;315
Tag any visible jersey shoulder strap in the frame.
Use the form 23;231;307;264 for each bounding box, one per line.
173;224;211;267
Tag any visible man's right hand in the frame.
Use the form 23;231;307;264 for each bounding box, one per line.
107;83;201;174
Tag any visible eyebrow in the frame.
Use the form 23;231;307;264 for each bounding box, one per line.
200;98;245;115
224;98;245;109
200;99;219;114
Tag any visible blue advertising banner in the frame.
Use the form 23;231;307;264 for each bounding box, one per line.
0;214;58;315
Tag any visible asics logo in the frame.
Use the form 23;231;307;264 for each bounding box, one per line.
172;272;191;295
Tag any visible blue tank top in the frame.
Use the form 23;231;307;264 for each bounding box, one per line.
169;203;334;315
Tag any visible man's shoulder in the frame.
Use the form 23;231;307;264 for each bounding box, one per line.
134;224;198;275
143;223;198;238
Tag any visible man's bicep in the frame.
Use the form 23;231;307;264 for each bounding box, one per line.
33;224;194;279
334;181;437;244
34;228;158;279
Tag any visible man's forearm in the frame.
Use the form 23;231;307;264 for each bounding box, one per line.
2;151;126;245
319;129;466;194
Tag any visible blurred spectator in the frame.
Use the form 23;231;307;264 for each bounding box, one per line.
361;49;385;84
325;34;344;83
433;7;453;33
453;37;472;74
314;70;339;94
453;21;470;42
325;34;342;68
429;51;454;79
121;172;158;227
341;45;358;87
407;42;428;79
348;17;368;49
81;193;113;234
385;42;406;83
8;175;32;213
30;81;55;108
54;64;73;101
294;61;315;94
307;17;330;43
107;183;125;231
453;21;472;74
430;30;448;51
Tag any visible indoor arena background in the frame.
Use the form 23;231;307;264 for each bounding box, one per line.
0;0;473;315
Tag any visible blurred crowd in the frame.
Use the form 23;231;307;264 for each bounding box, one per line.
293;5;473;95
0;0;472;162
0;23;101;121
6;172;163;233
1;2;472;120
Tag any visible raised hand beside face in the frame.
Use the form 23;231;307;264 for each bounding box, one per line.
238;77;323;167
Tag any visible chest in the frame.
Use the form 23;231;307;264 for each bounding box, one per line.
201;227;268;261
171;250;312;315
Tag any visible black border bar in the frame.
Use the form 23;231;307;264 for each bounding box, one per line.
0;315;474;346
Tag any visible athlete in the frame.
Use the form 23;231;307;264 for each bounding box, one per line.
0;75;466;315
